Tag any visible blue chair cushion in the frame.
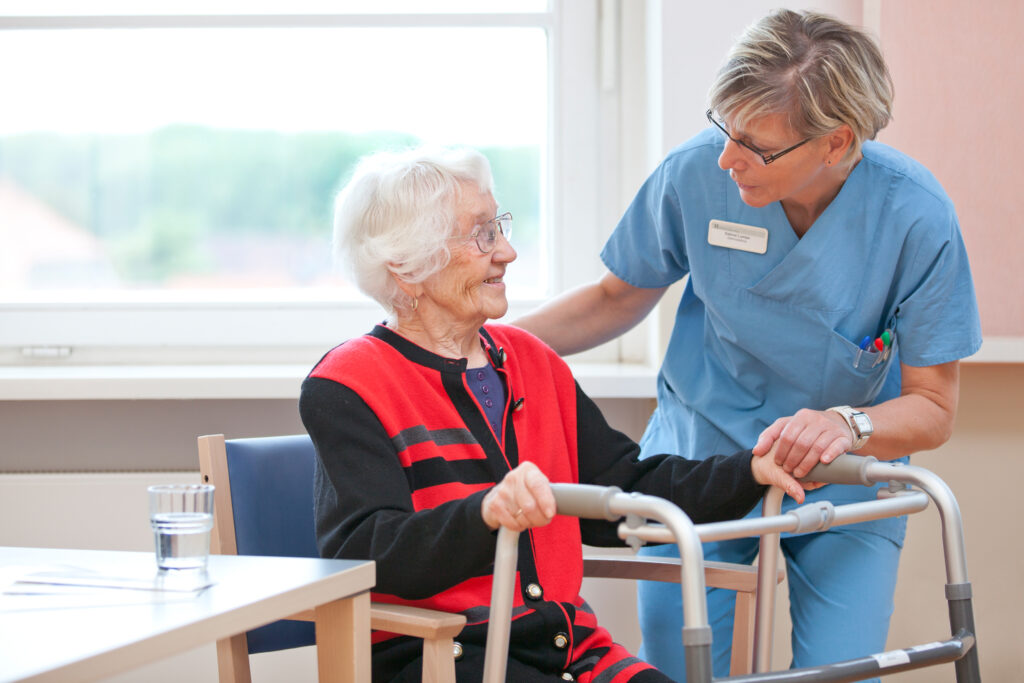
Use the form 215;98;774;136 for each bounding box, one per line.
225;434;320;654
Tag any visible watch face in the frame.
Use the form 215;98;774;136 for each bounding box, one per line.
852;413;873;435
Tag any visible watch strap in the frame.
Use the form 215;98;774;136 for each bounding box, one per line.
827;405;871;450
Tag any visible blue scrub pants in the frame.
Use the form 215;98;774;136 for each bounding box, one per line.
636;527;902;683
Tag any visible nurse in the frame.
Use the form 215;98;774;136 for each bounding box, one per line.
516;8;981;682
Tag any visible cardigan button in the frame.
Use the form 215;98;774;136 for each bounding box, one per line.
525;582;543;600
561;672;575;681
553;632;569;649
453;641;464;660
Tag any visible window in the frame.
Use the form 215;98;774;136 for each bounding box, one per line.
0;1;609;364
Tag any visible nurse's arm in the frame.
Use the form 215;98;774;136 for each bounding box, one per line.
513;271;667;356
753;360;960;476
856;359;960;460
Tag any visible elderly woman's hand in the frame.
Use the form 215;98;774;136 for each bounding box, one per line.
482;461;557;532
749;446;816;503
752;409;853;479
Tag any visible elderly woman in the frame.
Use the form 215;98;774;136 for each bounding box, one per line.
516;8;982;682
300;147;807;682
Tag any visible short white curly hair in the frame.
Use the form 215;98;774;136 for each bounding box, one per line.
333;147;494;314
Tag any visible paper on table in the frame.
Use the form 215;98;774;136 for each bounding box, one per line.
0;564;79;592
0;584;199;611
0;564;215;612
1;564;214;594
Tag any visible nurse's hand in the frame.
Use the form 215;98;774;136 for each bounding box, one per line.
481;461;557;532
752;409;853;479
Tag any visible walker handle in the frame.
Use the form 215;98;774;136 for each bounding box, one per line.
802;453;878;486
550;483;623;521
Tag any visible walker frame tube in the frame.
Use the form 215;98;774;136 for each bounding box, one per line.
482;525;519;683
606;491;713;683
481;455;979;683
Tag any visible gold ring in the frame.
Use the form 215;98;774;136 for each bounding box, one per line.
514;508;524;517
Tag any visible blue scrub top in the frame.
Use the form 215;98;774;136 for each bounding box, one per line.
602;128;982;542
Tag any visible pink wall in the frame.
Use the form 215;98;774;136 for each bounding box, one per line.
877;1;1024;337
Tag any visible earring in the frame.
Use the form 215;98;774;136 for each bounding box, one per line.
827;159;832;166
411;297;419;312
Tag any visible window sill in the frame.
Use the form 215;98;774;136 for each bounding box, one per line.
2;337;1016;402
0;362;659;401
963;336;1024;363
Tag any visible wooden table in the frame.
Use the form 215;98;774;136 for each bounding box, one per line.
0;546;375;683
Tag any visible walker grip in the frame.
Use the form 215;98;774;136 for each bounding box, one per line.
550;483;623;521
802;453;878;486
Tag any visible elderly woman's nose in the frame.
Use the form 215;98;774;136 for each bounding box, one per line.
495;231;517;261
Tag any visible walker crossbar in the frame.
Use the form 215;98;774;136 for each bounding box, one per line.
720;630;974;682
481;454;980;683
626;490;931;545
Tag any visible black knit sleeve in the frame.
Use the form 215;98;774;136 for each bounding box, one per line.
300;376;500;599
572;382;767;547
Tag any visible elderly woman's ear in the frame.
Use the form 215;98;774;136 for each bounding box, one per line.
389;270;421;296
389;271;423;312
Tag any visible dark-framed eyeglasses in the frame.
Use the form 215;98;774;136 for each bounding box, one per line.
706;109;814;166
462;212;513;254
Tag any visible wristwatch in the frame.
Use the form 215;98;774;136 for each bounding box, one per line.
827;405;873;450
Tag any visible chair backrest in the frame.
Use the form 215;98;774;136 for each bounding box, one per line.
198;433;319;655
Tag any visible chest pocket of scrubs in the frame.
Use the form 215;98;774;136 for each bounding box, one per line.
821;325;897;407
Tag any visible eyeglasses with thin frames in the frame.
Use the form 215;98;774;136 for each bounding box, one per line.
706;109;814;166
456;212;513;254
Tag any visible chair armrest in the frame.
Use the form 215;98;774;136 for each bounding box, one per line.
583;556;783;592
287;603;466;640
370;603;466;640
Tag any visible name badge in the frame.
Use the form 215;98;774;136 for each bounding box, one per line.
707;220;768;254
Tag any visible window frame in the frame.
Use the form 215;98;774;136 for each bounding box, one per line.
0;2;617;365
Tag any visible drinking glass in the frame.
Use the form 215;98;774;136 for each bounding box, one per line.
148;484;215;571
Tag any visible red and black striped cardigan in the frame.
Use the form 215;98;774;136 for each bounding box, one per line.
300;323;766;682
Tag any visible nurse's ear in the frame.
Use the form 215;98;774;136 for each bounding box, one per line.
823;124;855;166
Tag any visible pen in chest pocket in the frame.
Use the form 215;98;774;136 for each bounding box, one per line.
875;329;894;365
853;329;894;369
854;336;872;369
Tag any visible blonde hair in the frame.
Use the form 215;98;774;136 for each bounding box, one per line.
708;9;893;160
333;147;494;313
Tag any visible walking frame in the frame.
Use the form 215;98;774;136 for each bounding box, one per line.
483;454;981;683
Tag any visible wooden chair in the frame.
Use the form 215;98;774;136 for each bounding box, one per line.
198;434;465;683
199;433;779;681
